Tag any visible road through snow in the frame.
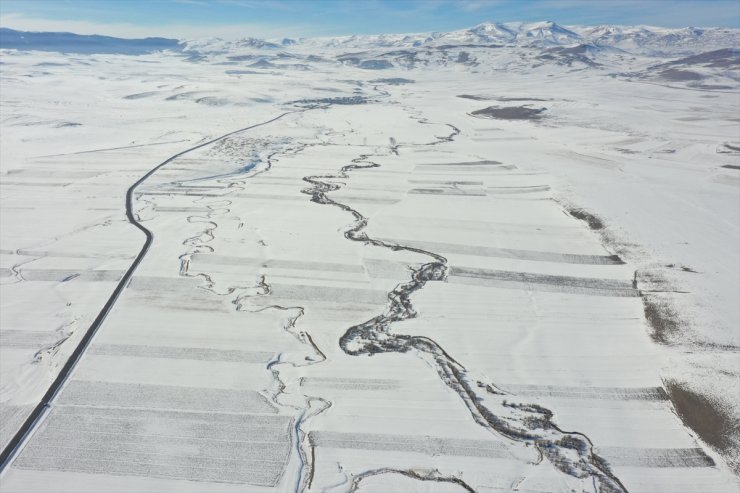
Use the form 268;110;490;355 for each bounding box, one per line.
0;111;294;471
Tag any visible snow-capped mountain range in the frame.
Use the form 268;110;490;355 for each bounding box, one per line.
182;21;740;56
2;21;738;62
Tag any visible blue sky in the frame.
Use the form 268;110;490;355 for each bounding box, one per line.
1;0;738;39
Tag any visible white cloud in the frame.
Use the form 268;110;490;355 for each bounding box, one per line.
0;12;321;40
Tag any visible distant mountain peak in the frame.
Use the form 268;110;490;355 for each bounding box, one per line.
234;37;280;49
2;22;738;58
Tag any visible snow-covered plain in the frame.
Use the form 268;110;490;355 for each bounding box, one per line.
0;22;739;492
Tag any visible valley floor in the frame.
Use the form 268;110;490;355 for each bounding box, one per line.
0;50;738;492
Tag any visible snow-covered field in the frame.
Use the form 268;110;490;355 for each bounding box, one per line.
0;22;738;492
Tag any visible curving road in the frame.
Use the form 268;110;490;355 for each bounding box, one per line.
0;111;295;471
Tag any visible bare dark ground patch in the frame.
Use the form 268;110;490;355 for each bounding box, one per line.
660;48;740;69
458;94;549;102
659;69;704;82
496;96;548;102
642;295;682;344
293;96;368;107
470;106;547;120
415;160;503;166
123;91;159;100
370;78;414;85
457;94;490;101
692;84;735;90
664;380;739;474
566;207;605;230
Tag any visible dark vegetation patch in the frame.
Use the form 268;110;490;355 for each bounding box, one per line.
664;380;738;473
369;78;414;85
458;95;548;102
123;91;159;100
721;165;740;170
497;97;548;102
457;94;490;100
692;84;734;90
456;51;477;65
642;296;682;344
470;106;547;121
566;207;604;230
292;96;369;108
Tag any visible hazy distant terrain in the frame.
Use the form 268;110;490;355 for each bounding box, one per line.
0;21;738;492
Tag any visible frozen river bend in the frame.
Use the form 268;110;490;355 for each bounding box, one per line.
1;25;739;492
